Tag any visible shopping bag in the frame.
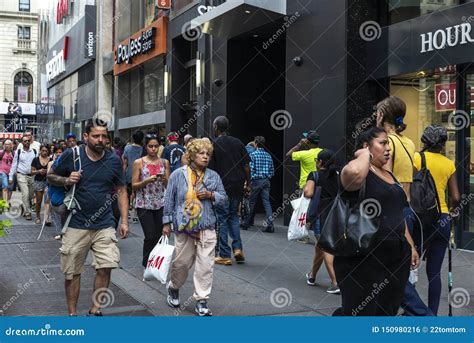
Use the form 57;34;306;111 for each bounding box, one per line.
288;194;310;241
143;235;175;284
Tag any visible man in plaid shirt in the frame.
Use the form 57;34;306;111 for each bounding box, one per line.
240;136;275;232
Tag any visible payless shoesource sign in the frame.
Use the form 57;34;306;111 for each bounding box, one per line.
113;17;168;76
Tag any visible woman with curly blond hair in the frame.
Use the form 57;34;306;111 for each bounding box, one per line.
162;138;227;316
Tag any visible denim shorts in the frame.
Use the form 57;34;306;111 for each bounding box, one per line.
0;172;8;189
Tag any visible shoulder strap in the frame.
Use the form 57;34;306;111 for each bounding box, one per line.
33;149;37;156
313;171;319;184
420;152;427;170
16;149;21;165
392;134;413;165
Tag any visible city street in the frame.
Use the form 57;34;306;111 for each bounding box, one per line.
1;194;473;317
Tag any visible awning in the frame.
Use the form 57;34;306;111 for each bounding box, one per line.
190;0;287;38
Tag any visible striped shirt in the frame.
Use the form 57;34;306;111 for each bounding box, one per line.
162;166;227;232
249;148;274;180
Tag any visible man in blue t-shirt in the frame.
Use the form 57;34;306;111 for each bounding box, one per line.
48;121;128;316
162;132;185;173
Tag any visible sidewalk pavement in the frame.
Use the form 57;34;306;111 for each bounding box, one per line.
0;192;472;316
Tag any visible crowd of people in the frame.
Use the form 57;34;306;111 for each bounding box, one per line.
4;96;460;317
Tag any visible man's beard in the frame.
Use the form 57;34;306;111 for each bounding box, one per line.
88;142;104;154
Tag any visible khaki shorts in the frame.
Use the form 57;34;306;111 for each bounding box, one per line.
60;227;120;280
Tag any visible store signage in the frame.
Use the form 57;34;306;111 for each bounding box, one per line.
0;102;36;115
115;28;155;65
84;6;97;59
0;133;23;139
198;5;216;15
420;22;474;53
114;17;168;76
46;37;69;82
435;83;456;112
56;0;69;24
157;0;171;10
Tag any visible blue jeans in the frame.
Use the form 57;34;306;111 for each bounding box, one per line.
216;196;242;258
401;206;434;316
0;172;8;189
242;178;273;229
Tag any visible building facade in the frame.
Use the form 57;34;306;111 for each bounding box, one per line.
0;0;39;134
163;0;474;250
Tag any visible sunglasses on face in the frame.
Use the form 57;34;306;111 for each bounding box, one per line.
146;134;158;139
22;140;30;143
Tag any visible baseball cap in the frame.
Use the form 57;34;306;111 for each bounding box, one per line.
306;131;320;144
66;132;76;139
167;132;179;142
302;130;314;139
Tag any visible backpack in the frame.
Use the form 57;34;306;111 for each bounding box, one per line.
410;152;441;232
169;146;184;172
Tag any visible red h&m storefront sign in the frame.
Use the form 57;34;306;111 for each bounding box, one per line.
157;0;171;9
435;83;456;112
56;0;69;24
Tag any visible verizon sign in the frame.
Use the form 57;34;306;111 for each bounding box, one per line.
420;22;474;53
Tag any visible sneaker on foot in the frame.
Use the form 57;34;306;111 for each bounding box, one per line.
233;249;245;264
214;257;232;265
326;284;340;294
195;300;212;316
166;282;180;308
305;272;316;286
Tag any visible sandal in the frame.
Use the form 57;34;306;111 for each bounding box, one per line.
87;310;103;316
35;218;41;225
45;221;52;227
25;214;32;221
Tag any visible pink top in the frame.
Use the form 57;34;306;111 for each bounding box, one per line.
0;150;13;175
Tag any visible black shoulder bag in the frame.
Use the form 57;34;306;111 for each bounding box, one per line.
318;177;379;257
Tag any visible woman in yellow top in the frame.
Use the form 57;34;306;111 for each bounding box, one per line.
414;125;460;315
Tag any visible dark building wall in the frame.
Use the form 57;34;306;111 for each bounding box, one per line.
283;0;349;223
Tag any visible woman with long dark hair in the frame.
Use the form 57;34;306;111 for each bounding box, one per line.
132;133;170;267
31;144;51;224
303;149;339;293
334;126;420;316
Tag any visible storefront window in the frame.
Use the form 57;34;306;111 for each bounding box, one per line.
390;68;457;159
389;0;460;24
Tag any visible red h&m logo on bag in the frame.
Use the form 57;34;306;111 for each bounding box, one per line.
298;213;306;227
148;255;165;269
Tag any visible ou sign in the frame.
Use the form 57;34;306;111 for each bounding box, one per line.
157;0;171;9
435;83;456;112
